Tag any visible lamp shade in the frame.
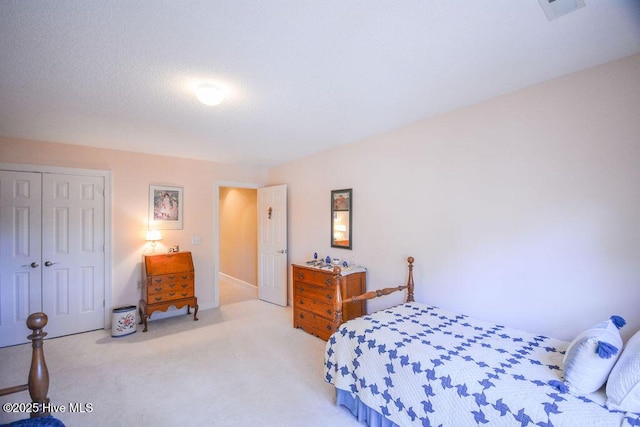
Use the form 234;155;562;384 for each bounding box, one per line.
146;230;162;242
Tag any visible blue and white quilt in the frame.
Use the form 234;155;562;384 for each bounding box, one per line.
324;303;640;426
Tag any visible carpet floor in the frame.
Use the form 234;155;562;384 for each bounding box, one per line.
0;285;360;427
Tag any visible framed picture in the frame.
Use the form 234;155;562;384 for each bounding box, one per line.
332;189;351;211
149;185;183;230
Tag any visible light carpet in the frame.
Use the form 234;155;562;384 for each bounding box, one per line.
0;297;360;427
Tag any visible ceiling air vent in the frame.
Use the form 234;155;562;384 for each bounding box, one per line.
538;0;585;21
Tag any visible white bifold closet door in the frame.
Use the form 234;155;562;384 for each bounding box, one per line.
0;171;105;347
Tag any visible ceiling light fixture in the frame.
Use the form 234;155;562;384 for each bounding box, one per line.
538;0;585;21
196;83;224;106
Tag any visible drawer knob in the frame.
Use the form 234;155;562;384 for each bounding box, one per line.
326;325;332;330
297;273;304;279
155;297;162;302
325;278;332;285
169;284;176;288
154;278;162;283
299;313;304;319
155;287;162;292
326;294;332;300
169;292;176;297
299;300;304;305
327;309;332;315
181;293;188;297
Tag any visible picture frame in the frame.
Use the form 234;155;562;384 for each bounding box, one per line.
149;185;183;230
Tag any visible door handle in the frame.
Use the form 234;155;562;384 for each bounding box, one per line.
277;249;287;254
22;262;39;268
44;261;59;267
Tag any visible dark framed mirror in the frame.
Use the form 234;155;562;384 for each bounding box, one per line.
331;189;352;249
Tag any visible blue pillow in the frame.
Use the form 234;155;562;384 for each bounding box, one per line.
563;315;625;395
606;329;640;413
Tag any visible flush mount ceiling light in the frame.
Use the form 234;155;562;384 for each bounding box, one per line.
538;0;585;21
196;83;224;106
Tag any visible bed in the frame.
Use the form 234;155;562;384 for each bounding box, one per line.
324;257;640;426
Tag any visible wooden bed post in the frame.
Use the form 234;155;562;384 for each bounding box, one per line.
333;266;343;328
406;256;415;302
0;313;51;418
27;312;50;418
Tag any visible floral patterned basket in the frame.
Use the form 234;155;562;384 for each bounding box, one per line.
111;306;137;337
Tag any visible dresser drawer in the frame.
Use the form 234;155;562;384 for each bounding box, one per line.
148;287;194;303
147;280;193;296
293;268;335;287
295;294;334;319
293;307;335;340
148;272;193;286
294;281;335;302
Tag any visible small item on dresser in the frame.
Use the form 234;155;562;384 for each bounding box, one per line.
325;256;331;264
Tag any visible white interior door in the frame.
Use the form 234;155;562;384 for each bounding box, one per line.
41;173;105;338
0;171;43;346
0;171;105;347
257;184;287;306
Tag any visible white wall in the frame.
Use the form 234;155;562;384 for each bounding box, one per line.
269;54;640;341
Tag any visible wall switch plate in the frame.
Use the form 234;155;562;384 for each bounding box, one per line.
192;236;201;245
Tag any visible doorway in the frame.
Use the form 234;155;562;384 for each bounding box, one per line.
217;184;258;305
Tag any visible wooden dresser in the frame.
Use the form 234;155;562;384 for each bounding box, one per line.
139;251;198;332
292;264;366;340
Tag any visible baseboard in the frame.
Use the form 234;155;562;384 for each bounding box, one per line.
220;272;257;289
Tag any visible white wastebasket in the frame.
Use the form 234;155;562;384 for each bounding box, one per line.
112;305;137;337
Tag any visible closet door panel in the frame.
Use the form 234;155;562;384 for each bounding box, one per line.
0;171;42;347
42;173;105;338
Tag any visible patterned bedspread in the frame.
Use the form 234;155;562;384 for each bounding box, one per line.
324;303;640;426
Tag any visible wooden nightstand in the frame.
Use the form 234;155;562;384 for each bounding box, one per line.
292;264;366;340
139;251;198;332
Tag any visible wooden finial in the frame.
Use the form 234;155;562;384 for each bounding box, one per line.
27;312;48;335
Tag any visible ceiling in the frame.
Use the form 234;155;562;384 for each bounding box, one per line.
1;1;639;168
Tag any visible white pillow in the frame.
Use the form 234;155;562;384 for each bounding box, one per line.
606;330;640;413
563;316;624;395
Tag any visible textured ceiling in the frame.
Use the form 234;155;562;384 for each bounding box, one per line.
1;1;639;167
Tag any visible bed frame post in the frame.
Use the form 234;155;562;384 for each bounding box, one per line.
27;312;50;418
406;256;415;302
333;266;343;328
0;313;51;418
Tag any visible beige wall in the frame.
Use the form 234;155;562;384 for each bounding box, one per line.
0;138;267;314
219;187;257;285
270;53;640;341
